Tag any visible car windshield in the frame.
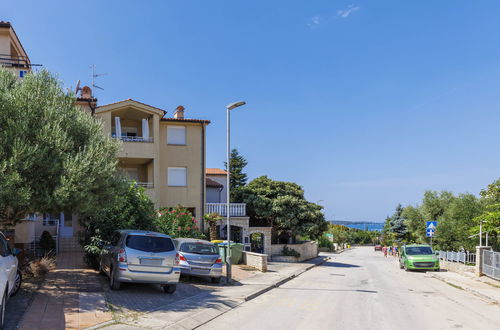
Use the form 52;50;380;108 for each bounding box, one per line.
180;242;219;255
126;235;174;253
406;246;433;255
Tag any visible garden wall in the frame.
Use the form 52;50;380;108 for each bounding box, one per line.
271;241;318;262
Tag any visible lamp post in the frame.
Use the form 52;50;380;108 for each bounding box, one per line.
225;101;246;283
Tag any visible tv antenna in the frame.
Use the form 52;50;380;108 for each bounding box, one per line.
91;64;107;97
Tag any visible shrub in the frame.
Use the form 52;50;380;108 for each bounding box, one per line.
29;256;56;277
155;205;205;239
39;231;55;254
318;235;333;250
204;212;221;241
282;245;301;258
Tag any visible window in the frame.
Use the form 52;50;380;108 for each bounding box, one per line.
167;126;186;145
168;167;187;186
126;235;174;252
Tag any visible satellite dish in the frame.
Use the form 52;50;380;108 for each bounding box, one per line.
75;80;81;95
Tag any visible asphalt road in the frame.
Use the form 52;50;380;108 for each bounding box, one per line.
200;247;500;330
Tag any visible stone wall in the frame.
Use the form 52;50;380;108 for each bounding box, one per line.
440;260;475;275
271;241;318;262
242;251;268;272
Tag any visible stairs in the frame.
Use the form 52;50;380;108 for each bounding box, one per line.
58;237;83;252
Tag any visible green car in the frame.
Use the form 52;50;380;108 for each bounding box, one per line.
399;244;440;271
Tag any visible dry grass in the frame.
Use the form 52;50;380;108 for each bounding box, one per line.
29;256;56;277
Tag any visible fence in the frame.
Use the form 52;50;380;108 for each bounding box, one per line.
205;203;246;217
437;250;476;265
482;250;500;281
26;235;58;258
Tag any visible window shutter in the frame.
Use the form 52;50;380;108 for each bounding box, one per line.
168;167;187;186
167;126;186;145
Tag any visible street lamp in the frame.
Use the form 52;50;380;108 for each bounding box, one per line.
225;101;246;283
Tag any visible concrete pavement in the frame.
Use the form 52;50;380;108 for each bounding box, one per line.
200;247;500;330
97;255;330;329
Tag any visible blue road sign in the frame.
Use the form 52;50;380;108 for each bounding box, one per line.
426;221;437;237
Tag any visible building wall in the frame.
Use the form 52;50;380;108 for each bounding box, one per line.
207;175;227;203
94;103;206;222
206;187;222;203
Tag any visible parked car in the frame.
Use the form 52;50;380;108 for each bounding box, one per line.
374;245;382;251
399;244;440;271
0;231;22;328
173;238;223;283
99;230;180;293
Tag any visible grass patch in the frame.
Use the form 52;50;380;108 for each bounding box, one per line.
446;282;464;290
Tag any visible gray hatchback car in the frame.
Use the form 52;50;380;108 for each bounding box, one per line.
100;230;180;293
173;238;223;283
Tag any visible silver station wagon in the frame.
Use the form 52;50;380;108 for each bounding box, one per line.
100;230;180;293
174;238;223;283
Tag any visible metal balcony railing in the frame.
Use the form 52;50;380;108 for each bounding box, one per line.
205;203;246;217
112;135;154;143
136;182;154;188
0;54;30;68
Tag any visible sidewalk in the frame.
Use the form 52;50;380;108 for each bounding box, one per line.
429;270;500;305
100;254;332;330
18;252;112;330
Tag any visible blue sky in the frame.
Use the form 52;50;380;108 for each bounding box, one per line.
2;1;500;222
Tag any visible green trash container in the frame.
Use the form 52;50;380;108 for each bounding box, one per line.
217;242;244;264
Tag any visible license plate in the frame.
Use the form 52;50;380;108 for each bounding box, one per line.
140;258;162;266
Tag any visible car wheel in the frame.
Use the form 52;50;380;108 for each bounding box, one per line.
109;268;121;290
11;271;22;297
399;263;404;269
163;284;176;294
0;291;6;330
211;277;221;284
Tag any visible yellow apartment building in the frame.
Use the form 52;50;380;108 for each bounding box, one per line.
0;21;32;78
77;92;210;228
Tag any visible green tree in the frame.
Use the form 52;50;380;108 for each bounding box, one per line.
402;205;425;243
238;176;328;242
224;148;248;202
389;204;408;243
80;180;156;268
0;69;119;226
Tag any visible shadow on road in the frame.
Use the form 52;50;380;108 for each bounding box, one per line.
277;287;377;293
320;261;360;268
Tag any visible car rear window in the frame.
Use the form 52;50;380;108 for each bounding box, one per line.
126;235;174;253
406;246;433;255
179;242;219;255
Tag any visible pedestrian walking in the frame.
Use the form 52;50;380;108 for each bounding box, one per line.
383;246;388;257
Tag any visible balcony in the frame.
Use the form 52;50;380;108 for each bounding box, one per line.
0;54;30;69
205;203;246;217
112;135;153;143
136;182;154;188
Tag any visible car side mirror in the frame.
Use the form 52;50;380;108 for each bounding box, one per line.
12;248;21;256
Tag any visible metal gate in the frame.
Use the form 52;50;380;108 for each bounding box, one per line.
482;250;500;281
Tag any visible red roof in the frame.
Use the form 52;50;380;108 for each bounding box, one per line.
206;178;223;188
161;118;211;124
206;168;227;175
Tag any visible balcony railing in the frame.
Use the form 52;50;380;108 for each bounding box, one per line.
112;135;153;143
205;203;246;217
136;182;154;188
0;54;30;68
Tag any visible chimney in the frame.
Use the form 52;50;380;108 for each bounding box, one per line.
80;86;92;99
174;105;185;119
75;85;97;115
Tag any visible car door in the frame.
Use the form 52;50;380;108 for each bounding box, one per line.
399;248;405;266
0;234;16;296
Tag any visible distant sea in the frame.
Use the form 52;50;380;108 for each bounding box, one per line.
329;221;384;232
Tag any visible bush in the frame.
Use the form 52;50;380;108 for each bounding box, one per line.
155;205;205;239
29;256;56;277
282;245;301;258
318;235;333;250
80;180;156;269
39;231;55;253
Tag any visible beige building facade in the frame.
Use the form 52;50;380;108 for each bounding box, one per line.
77;96;210;227
0;21;32;78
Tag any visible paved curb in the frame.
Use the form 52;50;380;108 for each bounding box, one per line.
243;256;331;302
429;273;500;305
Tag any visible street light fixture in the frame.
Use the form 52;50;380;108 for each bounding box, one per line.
225;101;246;283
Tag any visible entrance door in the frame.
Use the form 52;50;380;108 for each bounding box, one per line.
60;212;73;237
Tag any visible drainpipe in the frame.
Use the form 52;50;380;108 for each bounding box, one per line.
200;123;206;232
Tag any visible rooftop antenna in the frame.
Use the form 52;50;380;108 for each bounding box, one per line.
74;80;81;95
91;64;106;97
